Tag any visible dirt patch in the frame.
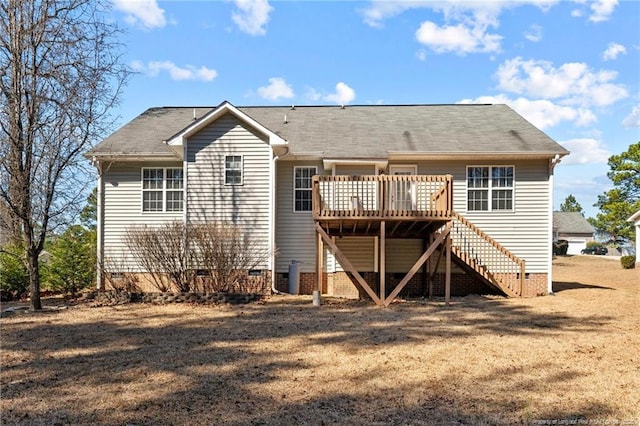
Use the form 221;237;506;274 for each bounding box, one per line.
1;256;638;425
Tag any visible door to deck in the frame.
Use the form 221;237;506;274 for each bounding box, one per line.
389;165;417;211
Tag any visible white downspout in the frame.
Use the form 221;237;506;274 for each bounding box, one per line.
548;154;562;294
270;146;290;294
96;159;105;290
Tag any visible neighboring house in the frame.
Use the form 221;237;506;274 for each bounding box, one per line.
86;101;569;305
553;211;595;255
629;210;640;267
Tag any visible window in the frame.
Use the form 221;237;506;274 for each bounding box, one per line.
225;155;243;185
165;168;184;212
467;166;513;211
142;168;183;212
294;167;316;212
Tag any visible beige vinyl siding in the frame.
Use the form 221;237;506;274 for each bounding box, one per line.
385;239;464;273
186;114;271;269
334;237;375;272
102;161;183;271
385;239;421;273
334;164;376;175
413;159;550;273
275;160;324;272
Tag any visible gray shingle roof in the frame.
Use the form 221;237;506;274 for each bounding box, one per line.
87;107;213;157
87;103;569;159
553;212;595;234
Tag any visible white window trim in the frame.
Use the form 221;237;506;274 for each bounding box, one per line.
466;165;515;212
224;155;244;186
389;164;418;211
141;167;184;213
388;164;418;175
293;166;317;213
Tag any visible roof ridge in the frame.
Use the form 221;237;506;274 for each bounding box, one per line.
148;104;497;109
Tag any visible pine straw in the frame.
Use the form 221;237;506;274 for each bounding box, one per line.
1;256;638;425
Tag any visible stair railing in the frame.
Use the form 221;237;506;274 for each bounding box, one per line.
449;211;525;297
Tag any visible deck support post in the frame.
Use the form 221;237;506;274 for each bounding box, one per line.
426;235;433;298
380;221;386;301
445;229;451;305
316;231;324;295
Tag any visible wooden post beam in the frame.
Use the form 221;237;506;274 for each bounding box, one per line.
315;224;382;305
445;231;451;305
380;220;386;301
383;223;451;307
316;229;323;294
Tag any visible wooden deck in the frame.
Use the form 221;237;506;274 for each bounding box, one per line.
312;175;452;237
311;174;525;305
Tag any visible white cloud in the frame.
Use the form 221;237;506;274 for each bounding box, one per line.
361;1;421;28
458;95;596;130
524;24;542;42
415;49;427;61
622;105;640;128
363;1;560;55
324;82;356;105
589;0;618;22
415;21;502;54
257;78;294;101
305;87;322;102
231;0;273;36
495;57;628;107
362;0;541;28
133;60;217;81
602;42;626;61
570;8;583;18
559;138;610;165
112;0;167;30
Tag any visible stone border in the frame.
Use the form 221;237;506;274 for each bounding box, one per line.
88;291;263;306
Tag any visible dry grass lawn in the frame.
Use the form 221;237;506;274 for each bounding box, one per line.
1;255;638;425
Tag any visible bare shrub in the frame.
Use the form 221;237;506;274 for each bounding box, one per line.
122;221;271;293
124;223;195;292
190;222;272;293
102;252;141;292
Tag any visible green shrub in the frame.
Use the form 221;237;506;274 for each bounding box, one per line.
0;243;29;299
47;225;96;293
620;255;636;269
585;241;605;248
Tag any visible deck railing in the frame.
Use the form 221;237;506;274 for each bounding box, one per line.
312;175;452;220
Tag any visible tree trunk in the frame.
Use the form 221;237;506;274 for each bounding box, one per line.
27;248;42;311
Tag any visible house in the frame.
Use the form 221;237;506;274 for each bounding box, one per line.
629;210;640;267
553;211;595;255
85;101;569;305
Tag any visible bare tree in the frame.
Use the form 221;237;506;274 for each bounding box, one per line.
0;0;128;310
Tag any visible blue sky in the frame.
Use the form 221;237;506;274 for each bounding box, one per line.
109;0;639;218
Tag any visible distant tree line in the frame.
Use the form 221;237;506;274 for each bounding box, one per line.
559;142;638;249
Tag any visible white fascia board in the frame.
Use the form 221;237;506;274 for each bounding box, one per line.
86;153;181;162
628;210;640;223
279;152;325;161
322;158;388;171
387;151;569;161
167;101;287;147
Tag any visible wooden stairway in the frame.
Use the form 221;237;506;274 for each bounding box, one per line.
447;212;525;297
